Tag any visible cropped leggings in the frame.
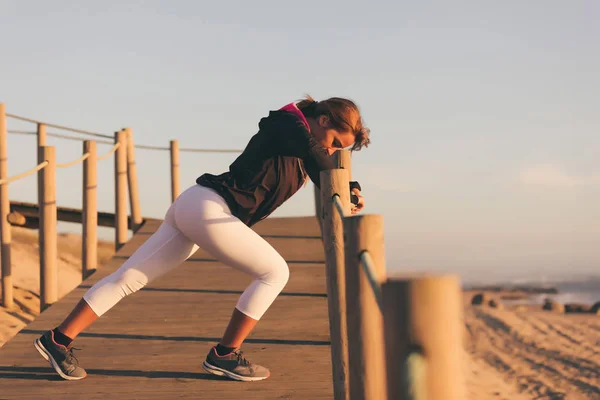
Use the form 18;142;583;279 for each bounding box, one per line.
82;184;290;320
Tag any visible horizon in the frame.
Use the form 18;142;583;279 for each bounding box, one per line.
2;1;598;282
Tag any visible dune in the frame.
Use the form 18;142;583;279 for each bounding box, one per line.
1;229;599;399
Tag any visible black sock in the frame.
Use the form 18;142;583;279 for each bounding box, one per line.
215;344;236;356
52;328;73;348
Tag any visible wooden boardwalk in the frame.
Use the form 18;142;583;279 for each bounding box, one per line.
0;216;336;400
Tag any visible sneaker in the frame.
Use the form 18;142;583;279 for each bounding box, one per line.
202;346;270;381
34;330;87;380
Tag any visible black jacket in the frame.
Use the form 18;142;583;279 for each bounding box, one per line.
197;109;360;226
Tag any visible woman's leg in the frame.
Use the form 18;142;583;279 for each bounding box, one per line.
171;185;288;381
56;221;198;339
35;209;198;380
172;186;290;348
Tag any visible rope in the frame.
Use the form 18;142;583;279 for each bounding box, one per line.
47;131;113;145
180;147;242;153
332;194;347;218
135;144;242;153
133;144;171;151
359;251;383;311
7;129;241;153
5;113;113;139
57;153;90;168
0;161;49;186
7;130;35;135
97;142;121;161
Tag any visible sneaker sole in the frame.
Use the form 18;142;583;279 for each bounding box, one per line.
33;338;86;381
202;360;269;382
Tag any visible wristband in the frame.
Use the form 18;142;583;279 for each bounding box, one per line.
350;181;362;192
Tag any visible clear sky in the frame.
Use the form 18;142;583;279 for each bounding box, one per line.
2;1;598;283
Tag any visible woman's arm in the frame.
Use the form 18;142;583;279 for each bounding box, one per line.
264;111;363;205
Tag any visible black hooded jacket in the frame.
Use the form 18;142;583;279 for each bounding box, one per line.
196;108;360;226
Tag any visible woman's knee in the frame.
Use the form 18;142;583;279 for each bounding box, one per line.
262;258;290;289
113;268;149;297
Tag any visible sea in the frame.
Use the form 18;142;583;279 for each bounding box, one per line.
467;276;600;306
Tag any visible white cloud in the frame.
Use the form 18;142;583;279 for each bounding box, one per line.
519;164;600;188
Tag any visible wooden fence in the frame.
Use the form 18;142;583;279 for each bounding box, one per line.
0;103;241;312
318;151;465;400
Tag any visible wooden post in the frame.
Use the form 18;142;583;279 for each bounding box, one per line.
38;146;57;311
114;131;128;251
7;212;27;227
315;150;352;232
82;140;97;279
170;140;180;202
333;150;352;180
124;128;142;230
313;184;322;222
37;123;46;148
344;215;387;400
320;168;351;400
0;103;13;308
382;276;464;400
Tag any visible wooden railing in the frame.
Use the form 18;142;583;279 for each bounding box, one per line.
0;103;242;312
319;150;465;400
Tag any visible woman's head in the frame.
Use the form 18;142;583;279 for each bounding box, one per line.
297;95;370;155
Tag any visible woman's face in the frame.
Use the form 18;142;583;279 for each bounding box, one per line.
310;114;358;155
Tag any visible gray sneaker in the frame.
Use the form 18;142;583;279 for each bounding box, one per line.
202;346;270;381
34;330;87;380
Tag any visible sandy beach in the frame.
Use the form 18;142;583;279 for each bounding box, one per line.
0;227;114;347
464;293;600;399
1;229;598;399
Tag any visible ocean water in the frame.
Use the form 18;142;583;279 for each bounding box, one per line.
540;280;600;306
503;278;600;306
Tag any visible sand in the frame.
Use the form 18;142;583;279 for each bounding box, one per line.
464;294;600;399
0;227;114;347
1;229;599;399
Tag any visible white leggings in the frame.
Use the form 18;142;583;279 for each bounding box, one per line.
83;184;290;320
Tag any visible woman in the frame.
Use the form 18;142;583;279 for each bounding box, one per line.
34;96;370;381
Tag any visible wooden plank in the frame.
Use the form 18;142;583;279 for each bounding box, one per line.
129;219;325;263
8;202;322;238
9;201;136;230
0;216;334;399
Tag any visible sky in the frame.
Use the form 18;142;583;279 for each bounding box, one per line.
1;1;598;283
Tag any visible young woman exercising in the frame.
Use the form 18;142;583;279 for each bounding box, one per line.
34;96;370;381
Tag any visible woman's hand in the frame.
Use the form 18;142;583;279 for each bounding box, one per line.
351;188;365;215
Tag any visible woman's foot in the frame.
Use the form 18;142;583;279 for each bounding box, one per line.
202;346;270;381
34;330;87;380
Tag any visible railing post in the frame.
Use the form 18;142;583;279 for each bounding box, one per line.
125;128;142;230
82;140;97;279
313;184;322;224
0;103;13;308
170;139;180;202
382;276;464;400
114;130;128;251
38;146;57;311
320;168;351;400
37;123;46;148
333;150;352;180
315;150;351;232
344;215;387;400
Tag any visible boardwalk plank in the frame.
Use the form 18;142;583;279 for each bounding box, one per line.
0;217;335;399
